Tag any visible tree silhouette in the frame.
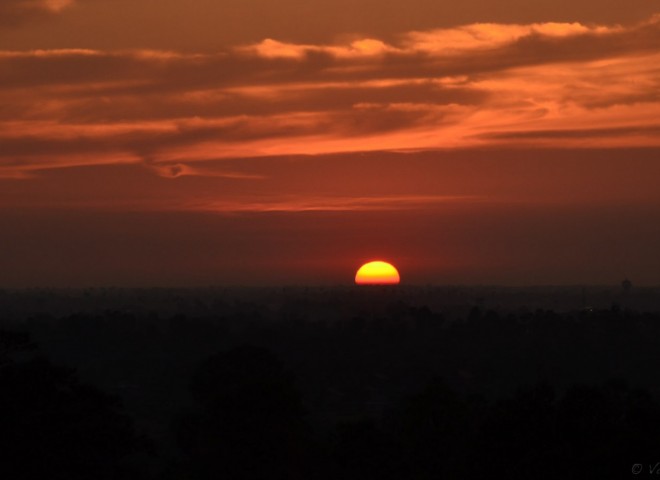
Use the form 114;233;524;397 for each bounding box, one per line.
172;345;310;480
0;331;144;480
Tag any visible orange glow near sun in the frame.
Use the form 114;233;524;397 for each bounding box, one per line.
355;261;401;285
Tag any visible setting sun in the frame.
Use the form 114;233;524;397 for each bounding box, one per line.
355;261;401;285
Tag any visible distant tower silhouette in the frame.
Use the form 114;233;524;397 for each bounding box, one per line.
621;278;632;308
622;278;632;294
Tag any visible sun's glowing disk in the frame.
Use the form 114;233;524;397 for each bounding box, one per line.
355;261;401;285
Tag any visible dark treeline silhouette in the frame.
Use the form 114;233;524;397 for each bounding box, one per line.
0;330;148;479
2;287;660;478
168;346;314;479
327;378;660;479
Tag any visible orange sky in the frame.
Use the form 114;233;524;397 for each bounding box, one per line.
1;1;660;286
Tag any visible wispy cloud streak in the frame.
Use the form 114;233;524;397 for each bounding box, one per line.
1;14;660;180
0;0;77;26
190;195;481;213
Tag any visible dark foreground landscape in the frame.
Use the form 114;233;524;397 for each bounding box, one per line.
2;285;660;479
